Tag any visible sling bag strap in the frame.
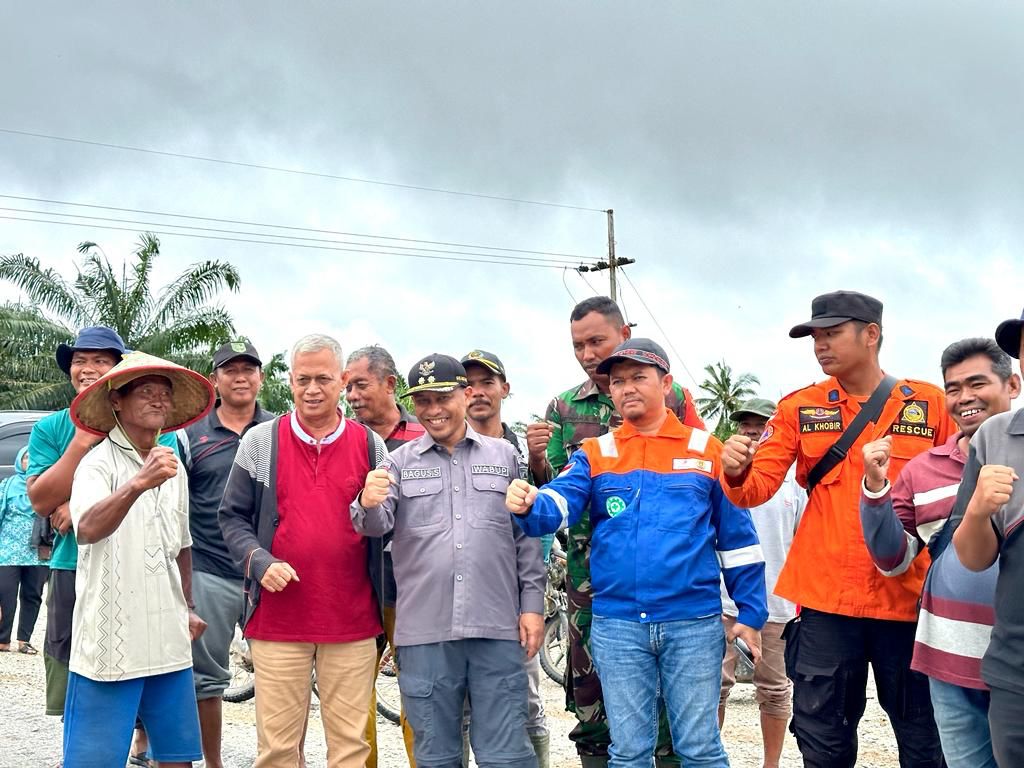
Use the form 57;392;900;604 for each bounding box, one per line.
806;374;898;495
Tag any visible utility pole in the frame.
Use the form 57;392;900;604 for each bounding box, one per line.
578;209;634;301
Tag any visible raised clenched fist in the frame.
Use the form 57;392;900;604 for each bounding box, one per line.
360;467;396;508
721;434;757;478
862;436;892;493
526;422;554;463
968;465;1019;519
135;446;178;491
506;478;538;515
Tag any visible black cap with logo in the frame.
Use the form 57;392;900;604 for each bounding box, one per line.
595;338;671;375
460;349;507;379
789;291;883;339
405;354;469;395
212;340;262;370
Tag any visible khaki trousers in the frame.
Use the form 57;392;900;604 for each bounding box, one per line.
250;637;377;768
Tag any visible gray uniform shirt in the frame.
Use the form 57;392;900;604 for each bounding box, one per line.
351;422;545;646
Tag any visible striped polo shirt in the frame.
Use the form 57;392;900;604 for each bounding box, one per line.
860;432;997;689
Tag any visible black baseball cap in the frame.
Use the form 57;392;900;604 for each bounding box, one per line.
460;349;506;378
406;354;469;395
212;340;262;369
995;308;1024;360
789;291;883;339
595;338;671;375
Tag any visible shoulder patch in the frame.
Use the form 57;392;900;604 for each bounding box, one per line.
687;428;710;453
828;389;840;402
759;424;774;443
900;384;913;396
596;431;618;457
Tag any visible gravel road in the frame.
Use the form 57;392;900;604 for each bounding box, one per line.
0;612;903;767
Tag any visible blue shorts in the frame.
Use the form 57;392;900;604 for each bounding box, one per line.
63;667;202;767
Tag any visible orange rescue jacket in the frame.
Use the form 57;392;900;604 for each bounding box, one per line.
721;376;953;621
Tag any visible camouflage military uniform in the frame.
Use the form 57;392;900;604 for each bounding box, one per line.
544;378;705;765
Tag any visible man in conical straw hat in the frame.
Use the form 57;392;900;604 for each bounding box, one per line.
62;351;215;768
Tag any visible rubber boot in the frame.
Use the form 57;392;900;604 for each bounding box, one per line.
579;756;609;768
530;732;550;768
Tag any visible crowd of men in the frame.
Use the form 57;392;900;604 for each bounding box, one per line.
13;289;1024;768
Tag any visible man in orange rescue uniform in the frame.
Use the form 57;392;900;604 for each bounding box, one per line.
720;290;949;768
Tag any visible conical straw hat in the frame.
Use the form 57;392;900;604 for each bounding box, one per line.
70;351;215;436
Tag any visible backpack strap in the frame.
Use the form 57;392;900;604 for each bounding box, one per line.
807;374;898;495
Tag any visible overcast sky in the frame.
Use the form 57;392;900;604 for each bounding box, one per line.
2;2;1023;423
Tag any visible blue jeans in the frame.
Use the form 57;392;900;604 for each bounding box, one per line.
928;677;996;768
591;614;729;768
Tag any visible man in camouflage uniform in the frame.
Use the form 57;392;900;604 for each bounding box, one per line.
527;297;705;767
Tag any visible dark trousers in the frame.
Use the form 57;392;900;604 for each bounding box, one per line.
989;686;1024;767
0;564;49;644
786;608;942;768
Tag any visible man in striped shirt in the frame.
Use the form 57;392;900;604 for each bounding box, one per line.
859;337;1020;768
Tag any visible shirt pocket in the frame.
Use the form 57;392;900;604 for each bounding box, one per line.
659;475;709;532
398;478;446;533
469;472;512;528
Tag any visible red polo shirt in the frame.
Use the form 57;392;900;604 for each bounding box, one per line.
245;412;382;642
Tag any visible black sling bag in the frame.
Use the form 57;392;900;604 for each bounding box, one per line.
805;374;898;495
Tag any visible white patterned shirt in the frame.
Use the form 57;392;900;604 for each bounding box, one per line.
69;425;192;681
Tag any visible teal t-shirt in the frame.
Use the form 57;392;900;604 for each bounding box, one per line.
27;409;180;571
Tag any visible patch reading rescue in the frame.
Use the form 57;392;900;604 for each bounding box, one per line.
890;400;935;439
798;406;843;434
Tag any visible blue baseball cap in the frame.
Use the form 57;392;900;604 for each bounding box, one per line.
55;326;129;376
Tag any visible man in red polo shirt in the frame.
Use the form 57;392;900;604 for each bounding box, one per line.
220;334;386;768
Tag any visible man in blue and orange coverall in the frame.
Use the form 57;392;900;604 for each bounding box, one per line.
509;338;767;767
720;290;950;768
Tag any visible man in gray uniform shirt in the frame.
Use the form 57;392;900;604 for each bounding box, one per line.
352;353;546;768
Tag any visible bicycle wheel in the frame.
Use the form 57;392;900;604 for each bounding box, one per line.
540;612;568;684
223;628;256;703
375;648;402;724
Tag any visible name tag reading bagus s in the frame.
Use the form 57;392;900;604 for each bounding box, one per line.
402;468;442;480
470;464;510;476
798;406;843;434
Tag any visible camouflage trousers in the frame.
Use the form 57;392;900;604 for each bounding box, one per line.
566;517;679;763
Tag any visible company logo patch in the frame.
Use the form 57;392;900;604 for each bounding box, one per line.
471;464;509;477
401;468;442;480
605;496;627;517
672;457;713;473
798;406;843;434
759;425;774;443
890;400;935;439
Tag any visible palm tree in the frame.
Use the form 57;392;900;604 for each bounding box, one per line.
258;351;293;415
695;361;760;440
0;233;240;410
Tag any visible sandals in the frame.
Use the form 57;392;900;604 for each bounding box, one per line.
18;642;38;655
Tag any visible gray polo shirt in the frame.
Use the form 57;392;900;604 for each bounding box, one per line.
957;409;1024;695
351;422;545;647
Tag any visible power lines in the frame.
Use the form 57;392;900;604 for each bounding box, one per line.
0;128;606;213
620;269;701;389
0;214;574;270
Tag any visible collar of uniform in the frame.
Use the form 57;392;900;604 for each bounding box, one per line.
1008;409;1024;436
615;408;686;440
819;374;912;403
501;422;521;449
571;378;602;402
290;408;346;446
396;402;418;428
107;423;148;466
413;420;482;454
